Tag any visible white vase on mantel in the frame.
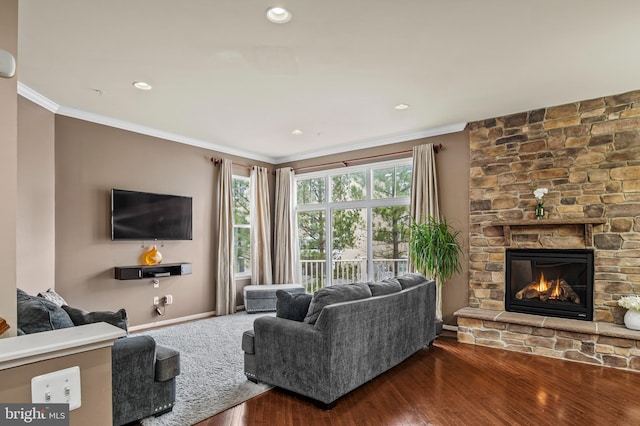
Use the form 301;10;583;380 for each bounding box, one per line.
624;310;640;331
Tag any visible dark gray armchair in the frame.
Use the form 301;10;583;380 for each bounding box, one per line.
16;289;180;426
112;335;179;425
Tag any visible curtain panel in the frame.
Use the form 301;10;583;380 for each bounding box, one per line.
215;159;236;315
410;143;442;319
273;167;299;284
410;143;440;223
250;166;273;284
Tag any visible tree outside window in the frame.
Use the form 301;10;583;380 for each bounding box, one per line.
372;164;412;277
232;177;251;276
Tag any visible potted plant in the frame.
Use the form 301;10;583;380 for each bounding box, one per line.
409;215;463;334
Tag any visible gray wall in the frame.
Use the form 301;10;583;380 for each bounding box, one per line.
53;116;273;326
17;97;56;295
51;113;469;326
0;0;18;336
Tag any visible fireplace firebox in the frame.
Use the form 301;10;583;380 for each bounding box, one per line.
505;249;594;321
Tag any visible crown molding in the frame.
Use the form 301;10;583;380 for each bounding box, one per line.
17;82;274;163
271;122;468;164
17;82;60;113
55;105;275;163
17;82;467;166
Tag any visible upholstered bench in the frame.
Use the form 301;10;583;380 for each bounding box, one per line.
243;284;306;313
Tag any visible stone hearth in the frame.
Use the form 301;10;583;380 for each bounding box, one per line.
456;308;640;372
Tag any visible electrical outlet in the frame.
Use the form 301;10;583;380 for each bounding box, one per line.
153;296;160;305
164;295;173;305
31;366;82;410
152;278;160;288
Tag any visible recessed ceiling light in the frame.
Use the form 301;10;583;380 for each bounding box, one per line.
266;7;292;24
291;129;303;135
133;81;152;90
394;103;410;110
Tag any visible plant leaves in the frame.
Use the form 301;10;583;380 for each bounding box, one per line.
409;215;462;286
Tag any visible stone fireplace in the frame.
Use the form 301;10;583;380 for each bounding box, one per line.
456;89;640;371
505;248;593;321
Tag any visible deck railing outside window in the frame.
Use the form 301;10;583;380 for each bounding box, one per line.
300;258;409;293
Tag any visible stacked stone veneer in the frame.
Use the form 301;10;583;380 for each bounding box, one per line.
456;308;640;371
468;89;640;324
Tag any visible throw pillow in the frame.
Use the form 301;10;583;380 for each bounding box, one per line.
37;289;68;307
395;273;427;289
368;280;402;296
62;305;128;332
17;289;75;334
276;290;312;322
303;282;372;325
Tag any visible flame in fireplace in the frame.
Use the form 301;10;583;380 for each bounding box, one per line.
550;279;561;299
536;272;549;292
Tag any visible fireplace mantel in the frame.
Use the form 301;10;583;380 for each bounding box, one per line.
490;218;607;247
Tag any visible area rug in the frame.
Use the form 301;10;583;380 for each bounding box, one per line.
139;312;273;426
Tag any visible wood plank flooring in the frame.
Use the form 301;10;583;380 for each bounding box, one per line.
196;332;640;426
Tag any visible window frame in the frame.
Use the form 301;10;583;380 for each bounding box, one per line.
232;175;251;278
296;158;412;286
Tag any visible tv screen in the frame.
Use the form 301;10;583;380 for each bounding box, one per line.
111;189;193;241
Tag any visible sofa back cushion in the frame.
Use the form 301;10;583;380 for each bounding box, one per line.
304;282;372;325
276;290;312;322
395;273;428;290
17;289;74;334
368;280;402;296
62;305;128;332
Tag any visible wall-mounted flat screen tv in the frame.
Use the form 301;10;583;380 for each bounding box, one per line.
111;189;193;241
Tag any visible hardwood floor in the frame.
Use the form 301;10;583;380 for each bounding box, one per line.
196;332;640;426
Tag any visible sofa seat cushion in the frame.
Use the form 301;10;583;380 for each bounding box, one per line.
155;345;181;382
17;289;74;334
62;305;128;332
276;290;312;321
304;282;372;325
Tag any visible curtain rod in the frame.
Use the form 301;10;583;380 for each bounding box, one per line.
210;143;443;173
210;157;255;170
292;143;442;173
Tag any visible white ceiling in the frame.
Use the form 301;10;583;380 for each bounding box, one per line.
17;0;640;164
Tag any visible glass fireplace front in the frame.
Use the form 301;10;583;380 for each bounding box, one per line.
505;249;594;321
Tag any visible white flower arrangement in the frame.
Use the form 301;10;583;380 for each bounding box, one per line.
533;187;548;203
618;295;640;312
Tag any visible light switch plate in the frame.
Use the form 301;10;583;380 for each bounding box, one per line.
31;366;82;410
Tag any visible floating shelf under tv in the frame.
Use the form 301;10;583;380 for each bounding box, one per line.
114;263;192;280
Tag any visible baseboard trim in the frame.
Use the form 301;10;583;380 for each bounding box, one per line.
129;311;216;332
443;324;458;332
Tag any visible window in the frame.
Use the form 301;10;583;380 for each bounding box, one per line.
296;159;412;291
232;176;251;276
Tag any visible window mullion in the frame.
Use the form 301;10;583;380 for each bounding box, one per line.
325;205;332;287
367;206;373;282
365;167;372;282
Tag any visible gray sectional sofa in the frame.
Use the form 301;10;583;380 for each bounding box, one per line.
242;273;436;407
